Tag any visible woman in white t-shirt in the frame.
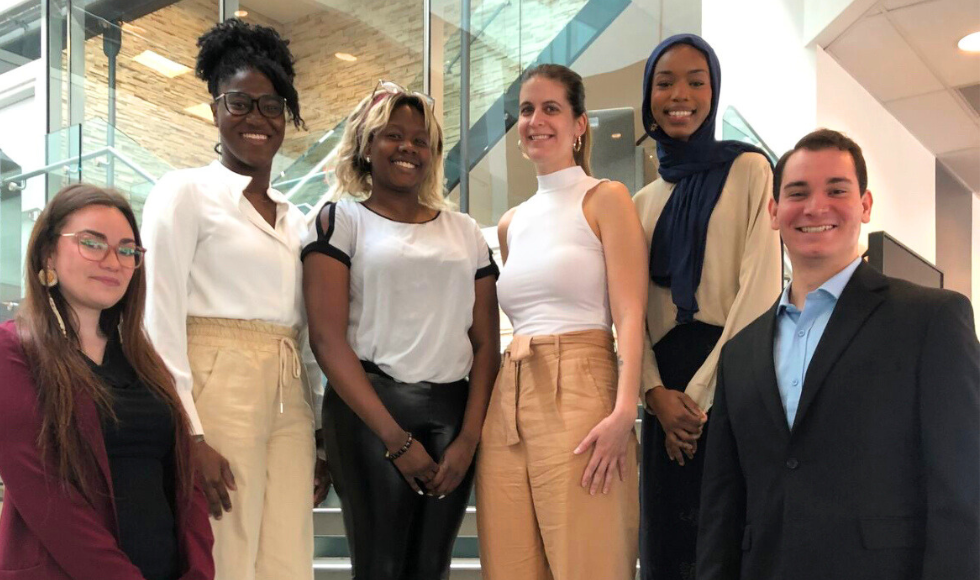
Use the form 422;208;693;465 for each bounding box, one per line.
302;82;500;580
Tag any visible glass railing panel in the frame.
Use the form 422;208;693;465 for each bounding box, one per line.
38;121;169;224
721;106;777;164
71;2;219;175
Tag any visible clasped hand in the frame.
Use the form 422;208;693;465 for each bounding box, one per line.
647;387;706;466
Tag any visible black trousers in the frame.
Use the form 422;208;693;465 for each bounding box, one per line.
322;366;473;580
640;321;723;580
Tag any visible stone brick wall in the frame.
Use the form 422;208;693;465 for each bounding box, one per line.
69;0;590;188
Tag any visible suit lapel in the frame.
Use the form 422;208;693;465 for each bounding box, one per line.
751;301;792;438
792;262;887;431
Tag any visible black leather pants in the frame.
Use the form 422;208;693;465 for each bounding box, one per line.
322;367;473;580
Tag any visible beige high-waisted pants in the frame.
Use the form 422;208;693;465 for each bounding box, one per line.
476;329;639;580
187;317;315;580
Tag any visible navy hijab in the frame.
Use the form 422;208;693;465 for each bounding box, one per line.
643;34;768;323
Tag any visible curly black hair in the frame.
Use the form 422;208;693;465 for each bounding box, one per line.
195;19;305;130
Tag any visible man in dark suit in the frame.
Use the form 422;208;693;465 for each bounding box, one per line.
696;128;979;580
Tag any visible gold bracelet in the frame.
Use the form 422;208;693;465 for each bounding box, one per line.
385;432;414;461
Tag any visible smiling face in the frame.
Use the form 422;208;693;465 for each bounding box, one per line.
367;102;433;195
48;205;137;318
518;75;587;175
212;67;286;175
769;148;873;271
649;44;712;141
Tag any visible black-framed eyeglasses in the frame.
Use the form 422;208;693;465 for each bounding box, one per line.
214;91;286;118
61;232;146;269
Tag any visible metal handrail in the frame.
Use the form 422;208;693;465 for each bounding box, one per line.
1;146;159;189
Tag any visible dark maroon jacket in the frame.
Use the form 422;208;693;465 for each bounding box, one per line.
0;320;214;580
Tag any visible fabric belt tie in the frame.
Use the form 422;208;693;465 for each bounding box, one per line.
501;334;562;446
278;337;302;414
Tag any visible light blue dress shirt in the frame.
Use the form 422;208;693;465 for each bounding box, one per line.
774;257;862;428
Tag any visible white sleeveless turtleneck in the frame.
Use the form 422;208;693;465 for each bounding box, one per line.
497;165;612;336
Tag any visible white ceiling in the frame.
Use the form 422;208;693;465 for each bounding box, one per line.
825;0;980;193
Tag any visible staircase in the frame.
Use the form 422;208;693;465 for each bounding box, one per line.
312;411;643;579
312;489;483;580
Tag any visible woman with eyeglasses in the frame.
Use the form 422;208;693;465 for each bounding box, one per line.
0;184;213;580
141;19;324;580
302;81;500;580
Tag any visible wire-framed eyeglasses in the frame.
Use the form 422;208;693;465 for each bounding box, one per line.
60;231;146;269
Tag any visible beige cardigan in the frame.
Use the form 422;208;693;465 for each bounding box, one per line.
633;152;782;413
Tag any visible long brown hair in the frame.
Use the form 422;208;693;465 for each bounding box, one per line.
16;184;193;502
522;64;593;176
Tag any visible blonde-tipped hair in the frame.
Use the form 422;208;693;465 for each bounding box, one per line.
331;90;450;211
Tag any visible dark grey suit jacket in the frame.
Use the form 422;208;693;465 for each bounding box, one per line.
697;262;980;580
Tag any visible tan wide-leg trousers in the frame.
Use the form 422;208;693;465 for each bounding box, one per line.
187;317;316;580
476;329;639;580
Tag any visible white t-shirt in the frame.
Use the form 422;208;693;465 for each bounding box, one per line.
142;161;321;435
301;199;497;384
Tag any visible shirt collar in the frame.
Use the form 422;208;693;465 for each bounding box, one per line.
778;256;863;314
207;160;287;205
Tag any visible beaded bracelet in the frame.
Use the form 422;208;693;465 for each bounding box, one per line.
385;432;414;461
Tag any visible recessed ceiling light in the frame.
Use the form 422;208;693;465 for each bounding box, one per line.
132;50;191;78
335;52;358;62
234;10;248;17
958;31;980;53
184;103;215;122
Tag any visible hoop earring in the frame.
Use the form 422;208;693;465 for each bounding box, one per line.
38;267;58;287
573;135;583;153
214;142;222;155
48;294;67;338
517;139;530;161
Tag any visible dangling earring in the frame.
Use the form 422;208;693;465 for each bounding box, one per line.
48;294;67;338
364;156;371;164
517;139;530;161
118;314;125;345
573;135;583;153
38;267;58;287
649;122;659;133
214;142;222;155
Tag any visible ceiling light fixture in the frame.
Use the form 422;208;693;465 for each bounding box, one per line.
958;31;980;53
234;10;248;17
335;52;357;62
132;50;192;78
610;133;622;139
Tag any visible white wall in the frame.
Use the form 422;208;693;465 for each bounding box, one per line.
702;1;937;264
815;47;936;262
702;0;815;155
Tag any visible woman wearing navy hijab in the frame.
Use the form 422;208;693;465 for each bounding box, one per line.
633;34;782;579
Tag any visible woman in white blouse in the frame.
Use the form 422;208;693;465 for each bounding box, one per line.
141;20;325;580
302;82;500;580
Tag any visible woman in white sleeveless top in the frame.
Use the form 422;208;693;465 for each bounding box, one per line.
476;64;649;580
